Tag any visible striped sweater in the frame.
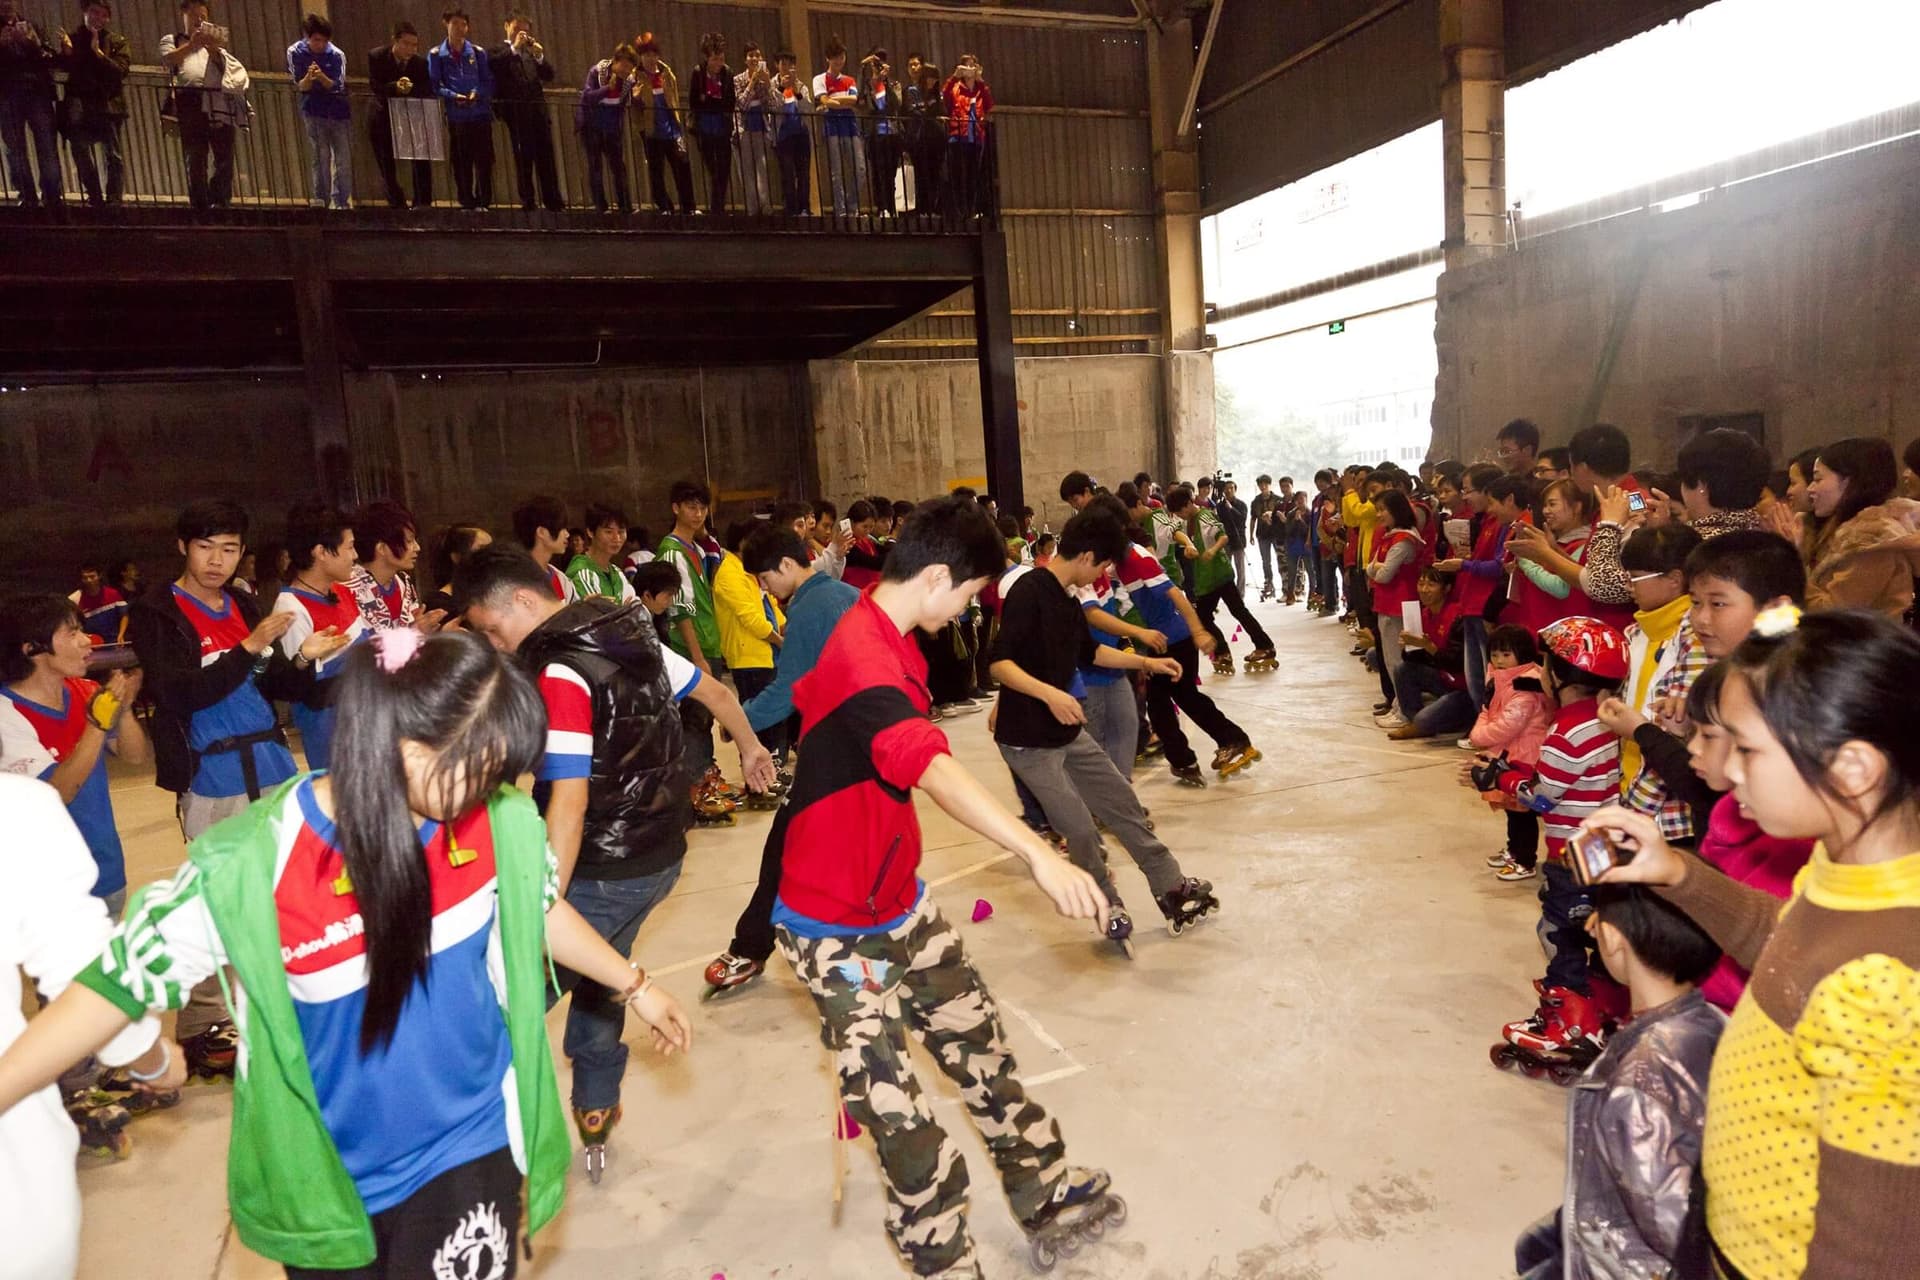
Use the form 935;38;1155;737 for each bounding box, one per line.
1503;697;1621;860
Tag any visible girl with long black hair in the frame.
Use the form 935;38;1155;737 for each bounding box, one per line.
0;629;691;1277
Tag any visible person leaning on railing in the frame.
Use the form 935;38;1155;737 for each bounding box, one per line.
288;13;351;211
631;32;693;215
770;48;812;215
56;2;132;208
687;32;735;215
160;0;250;211
733;41;775;215
488;9;562;212
0;0;62;208
859;48;903;216
429;7;493;211
367;20;432;209
575;43;635;215
941;55;993;220
905;60;945;215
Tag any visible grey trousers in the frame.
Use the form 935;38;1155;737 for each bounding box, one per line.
1079;679;1136;780
174;791;253;1040
998;733;1182;906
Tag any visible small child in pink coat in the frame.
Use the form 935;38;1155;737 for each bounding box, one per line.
1470;625;1558;881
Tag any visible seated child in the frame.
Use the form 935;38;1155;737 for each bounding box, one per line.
1469;624;1558;882
1513;884;1726;1279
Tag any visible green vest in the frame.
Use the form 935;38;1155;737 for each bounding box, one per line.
656;534;722;659
1189;509;1232;596
1149;508;1186;584
186;781;572;1270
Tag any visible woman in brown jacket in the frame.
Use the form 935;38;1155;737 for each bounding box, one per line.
1799;437;1920;617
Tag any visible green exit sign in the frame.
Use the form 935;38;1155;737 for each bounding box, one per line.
1328;320;1346;335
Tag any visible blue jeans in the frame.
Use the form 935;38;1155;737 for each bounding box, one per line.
1391;659;1476;736
553;864;684;1110
303;114;352;207
1514;1209;1562;1280
0;92;61;205
1538;862;1592;993
1462;616;1491;708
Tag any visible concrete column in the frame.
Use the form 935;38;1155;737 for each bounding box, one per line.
1439;0;1506;270
975;229;1025;507
1146;17;1211;482
289;231;353;507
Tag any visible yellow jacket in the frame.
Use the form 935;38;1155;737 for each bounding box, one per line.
712;551;784;671
1342;491;1379;565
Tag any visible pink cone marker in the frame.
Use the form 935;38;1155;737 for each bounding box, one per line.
840;1107;863;1140
971;898;993;923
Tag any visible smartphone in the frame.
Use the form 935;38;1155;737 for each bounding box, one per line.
1571;829;1630;883
837;517;852;535
1627;491;1647;514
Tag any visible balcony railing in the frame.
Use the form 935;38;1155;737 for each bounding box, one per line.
0;71;1000;230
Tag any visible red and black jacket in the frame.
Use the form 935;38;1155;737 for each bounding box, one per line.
778;595;951;927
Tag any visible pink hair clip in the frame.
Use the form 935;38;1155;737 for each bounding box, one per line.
375;627;425;673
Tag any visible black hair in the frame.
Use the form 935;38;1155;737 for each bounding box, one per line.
391;19;416;38
774;49;796;65
582;502;628;532
1483;474;1533;509
949;485;977;501
1904;436;1920;479
428;523;490;590
1313;467;1337;486
353;498;415;564
1086;492;1131;528
717;521;752;554
892;499;915;521
631;560;682;598
847;499;876;524
176;499;249;545
669;479;712;507
811;499;838;522
450;543;548;613
1764;469;1791;501
1731;609;1920;837
995;513;1020;540
741;525;808;575
1547;650;1620;697
511;495;566;550
1685;657;1729;727
441;7;469;24
1059;470;1096;502
1164;483;1196;513
1587;884;1721;985
1033;532;1056;556
1620;524;1704;576
1377;489;1417;531
1486;624;1539;664
822;33;846;59
1133;471;1152;488
698;30;725;57
1812;437;1898;528
867;495;892;519
1536;446;1571;473
1684;530;1806;606
1057;511;1130;565
1788;446;1821;483
285;500;353;572
1462;463;1502;495
331;631;544;1052
1496;418;1540;453
770;500;812;529
0;594;81;682
301;12;330;37
882;496;1004;584
1115;481;1142;509
1568;423;1632;478
1676;428;1769;511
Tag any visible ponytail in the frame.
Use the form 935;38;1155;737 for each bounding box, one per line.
328;629;546;1052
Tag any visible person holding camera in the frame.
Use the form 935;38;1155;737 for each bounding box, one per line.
770;48;812;215
733;41;775;214
288;13;351;210
368;21;432;209
633;32;694;214
57;3;132;208
905;60;945;215
941;54;993;219
160;1;249;210
576;42;636;214
859;48;902;215
0;0;62;208
489;10;563;212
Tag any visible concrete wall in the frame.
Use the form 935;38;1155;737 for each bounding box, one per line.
1431;140;1920;468
809;354;1170;529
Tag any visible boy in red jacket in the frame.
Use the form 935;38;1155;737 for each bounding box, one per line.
772;498;1121;1277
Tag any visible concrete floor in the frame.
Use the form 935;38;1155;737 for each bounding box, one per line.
72;597;1567;1280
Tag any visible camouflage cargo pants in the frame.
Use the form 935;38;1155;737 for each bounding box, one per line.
777;894;1068;1278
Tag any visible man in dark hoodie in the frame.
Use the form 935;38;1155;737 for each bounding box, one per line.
455;545;773;1175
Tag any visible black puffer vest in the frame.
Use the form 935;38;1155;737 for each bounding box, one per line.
520;599;688;878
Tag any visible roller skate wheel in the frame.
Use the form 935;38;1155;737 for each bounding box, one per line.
1489;1044;1518;1071
583;1147;606;1184
1104;1194;1127;1226
1029;1237;1058;1272
1117;938;1136;960
1058;1233;1082;1258
1549;1065;1583;1087
1521;1062;1547;1080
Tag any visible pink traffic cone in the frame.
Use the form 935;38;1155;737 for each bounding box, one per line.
971;898;993;923
839;1107;863;1140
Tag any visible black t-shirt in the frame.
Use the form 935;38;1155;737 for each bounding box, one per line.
991;567;1096;749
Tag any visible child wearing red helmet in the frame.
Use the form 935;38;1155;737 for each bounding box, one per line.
1469;615;1628;1082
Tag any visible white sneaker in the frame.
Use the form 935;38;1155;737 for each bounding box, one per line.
1375;710;1408;729
1495;859;1538;882
1486;848;1512;868
1455;737;1476;750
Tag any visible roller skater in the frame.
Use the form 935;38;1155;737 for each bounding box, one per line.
1171;485;1275;672
1243;647;1278;673
573;1103;622;1183
769;499;1114;1280
989;510;1208;959
89;1066;184;1117
1490;985;1613;1086
1024;1166;1127;1272
1156;876;1220;936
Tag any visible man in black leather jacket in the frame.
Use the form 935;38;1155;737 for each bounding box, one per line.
455;546;773;1157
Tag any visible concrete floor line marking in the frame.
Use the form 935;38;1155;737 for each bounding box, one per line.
998;997;1079;1069
1023;1063;1088;1087
928;850;1017;888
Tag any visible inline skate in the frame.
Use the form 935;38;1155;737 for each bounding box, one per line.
1242;648;1278;673
743;766;792;812
701;952;765;1001
92;1066;184;1118
1156;877;1221;936
1170;763;1207;788
1489;986;1612;1086
65;1089;133;1160
573;1103;623;1183
690;775;739;827
180;1020;239;1082
1210;650;1235;677
1023;1167;1127;1273
1105;906;1136;960
1212;742;1262;777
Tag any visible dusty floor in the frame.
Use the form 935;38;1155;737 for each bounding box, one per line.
72;596;1567;1279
